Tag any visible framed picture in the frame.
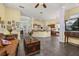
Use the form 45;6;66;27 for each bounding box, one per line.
1;24;5;28
1;21;4;24
12;20;15;23
1;24;3;28
8;21;11;24
4;25;5;29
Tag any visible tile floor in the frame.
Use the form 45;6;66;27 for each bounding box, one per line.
17;36;79;56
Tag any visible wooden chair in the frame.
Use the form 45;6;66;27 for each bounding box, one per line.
64;32;70;43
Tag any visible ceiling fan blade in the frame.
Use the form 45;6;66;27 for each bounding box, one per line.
35;3;39;8
43;3;47;8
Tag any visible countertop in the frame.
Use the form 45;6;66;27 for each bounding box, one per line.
65;31;79;32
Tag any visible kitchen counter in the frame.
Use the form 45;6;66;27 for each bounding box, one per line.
32;31;51;37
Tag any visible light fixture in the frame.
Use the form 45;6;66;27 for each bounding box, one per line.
40;11;43;14
34;3;47;8
19;6;24;8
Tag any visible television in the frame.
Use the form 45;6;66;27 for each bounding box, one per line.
65;18;79;31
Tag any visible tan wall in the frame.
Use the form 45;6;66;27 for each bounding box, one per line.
0;4;5;21
32;19;46;25
0;4;21;22
32;19;57;26
65;6;79;20
5;7;21;22
45;19;57;25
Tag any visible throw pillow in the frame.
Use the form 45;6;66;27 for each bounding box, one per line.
1;39;11;46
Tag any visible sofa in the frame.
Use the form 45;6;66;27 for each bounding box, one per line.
0;34;19;56
0;46;6;56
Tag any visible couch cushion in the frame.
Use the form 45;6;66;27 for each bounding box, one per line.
0;40;3;48
1;39;11;46
5;39;19;56
0;48;6;56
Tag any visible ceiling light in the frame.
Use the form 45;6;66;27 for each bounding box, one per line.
19;6;24;8
40;12;43;14
35;3;47;8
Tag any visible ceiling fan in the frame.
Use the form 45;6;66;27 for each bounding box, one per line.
35;3;47;8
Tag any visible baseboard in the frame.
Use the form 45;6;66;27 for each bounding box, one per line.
60;41;79;47
68;42;79;47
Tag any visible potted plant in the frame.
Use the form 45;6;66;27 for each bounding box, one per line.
7;25;12;35
28;30;33;43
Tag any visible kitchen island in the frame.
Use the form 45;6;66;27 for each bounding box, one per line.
32;30;51;37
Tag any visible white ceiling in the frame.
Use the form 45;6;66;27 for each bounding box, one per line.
4;3;79;20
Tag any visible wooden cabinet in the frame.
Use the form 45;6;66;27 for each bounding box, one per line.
24;37;40;55
51;31;59;36
65;31;79;43
65;31;79;38
69;32;79;38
